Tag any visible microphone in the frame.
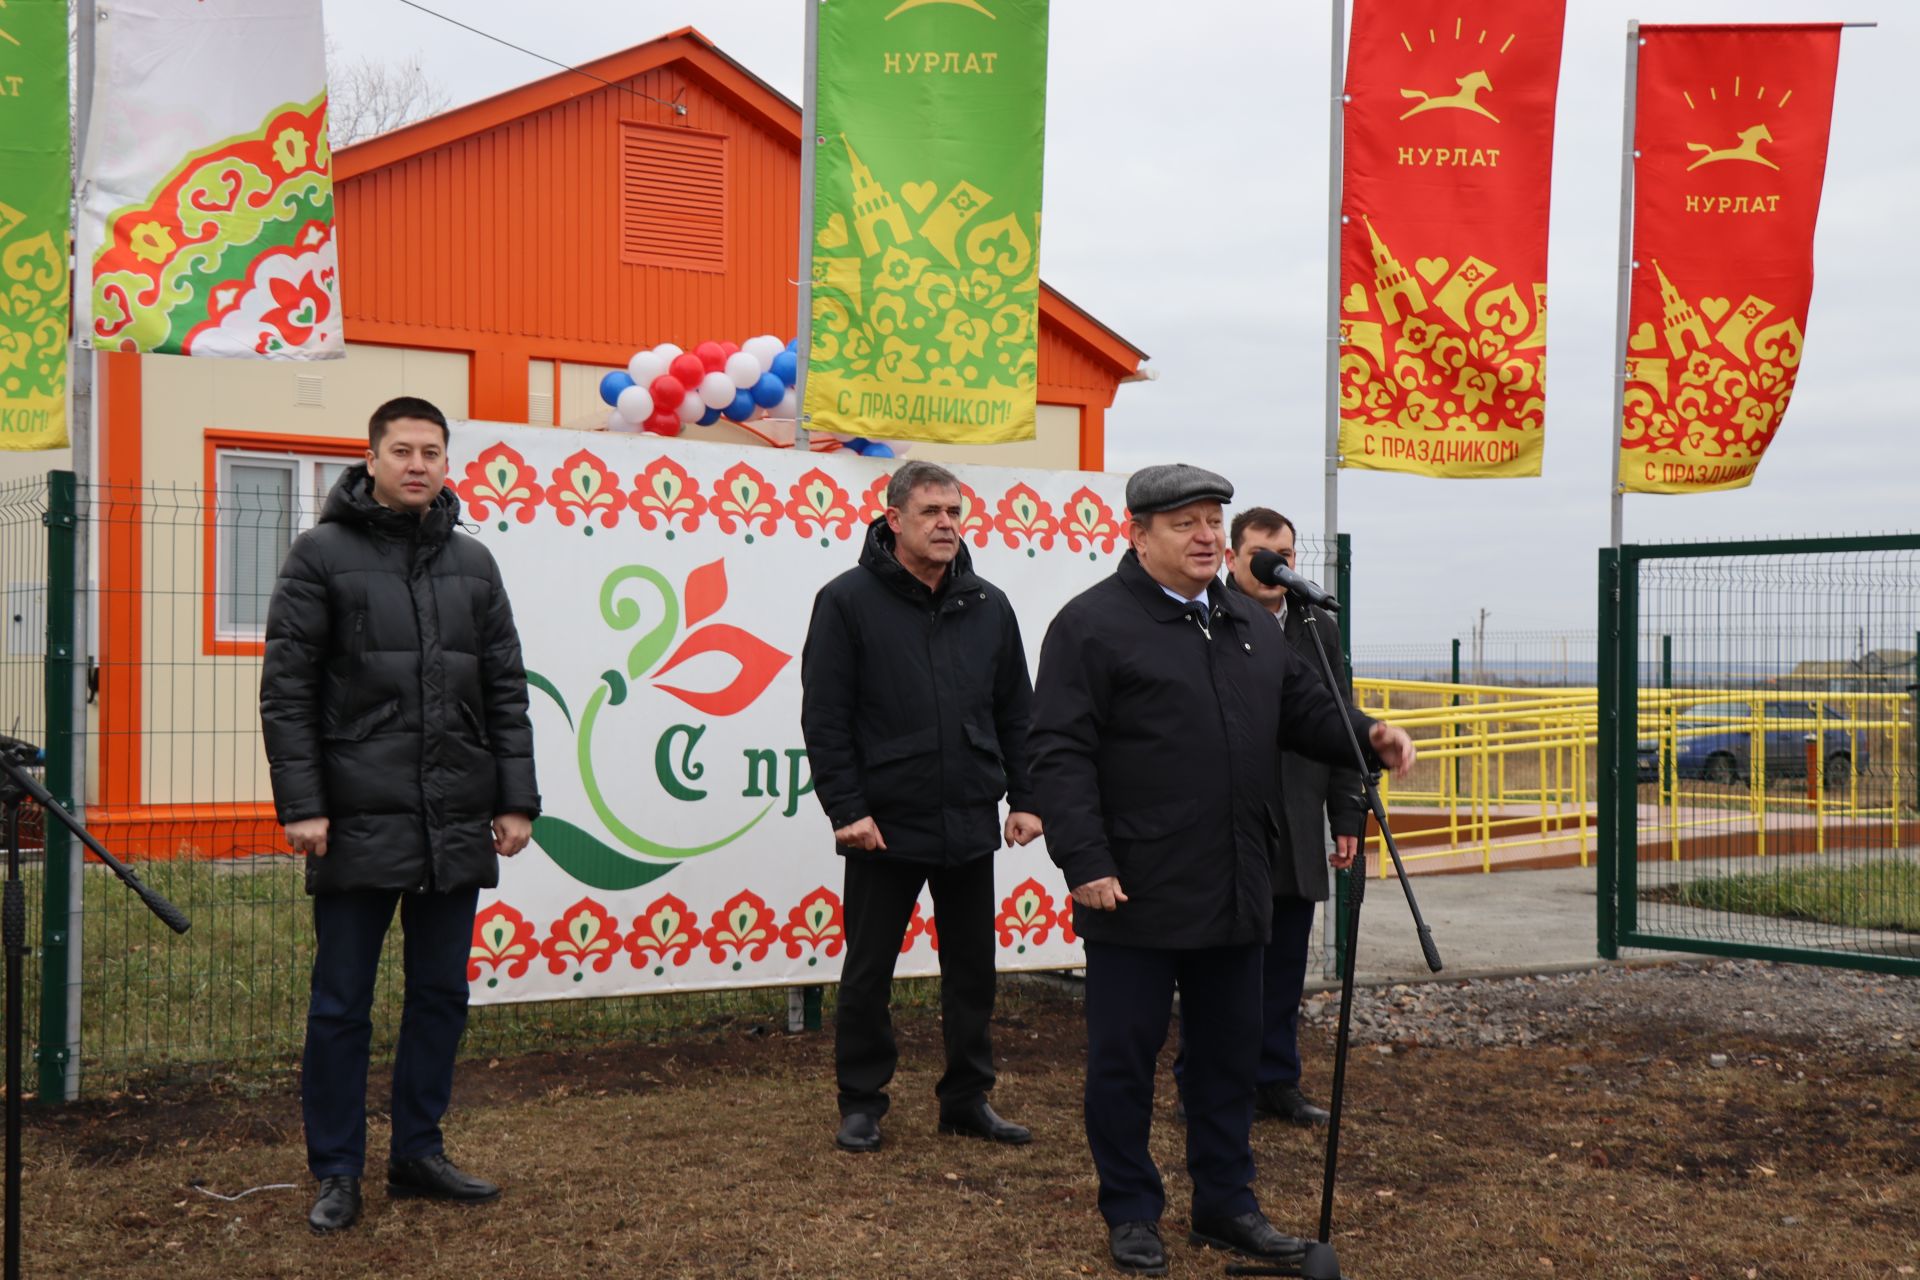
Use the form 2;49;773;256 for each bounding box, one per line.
1248;550;1341;613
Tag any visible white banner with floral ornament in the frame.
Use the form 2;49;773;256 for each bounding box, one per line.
453;424;1123;1003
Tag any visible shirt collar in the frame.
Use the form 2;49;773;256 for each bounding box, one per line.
1159;582;1210;611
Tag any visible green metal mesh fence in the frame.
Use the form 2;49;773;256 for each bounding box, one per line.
1608;537;1920;973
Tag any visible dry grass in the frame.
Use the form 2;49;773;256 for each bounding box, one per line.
25;983;1920;1279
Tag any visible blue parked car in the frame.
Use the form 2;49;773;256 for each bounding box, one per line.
1637;700;1865;787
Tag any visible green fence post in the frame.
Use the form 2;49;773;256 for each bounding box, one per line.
1596;548;1619;961
38;471;78;1100
1332;534;1353;969
803;985;823;1032
1616;549;1640;938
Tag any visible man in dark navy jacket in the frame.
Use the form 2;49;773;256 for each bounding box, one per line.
801;460;1042;1154
1029;463;1415;1275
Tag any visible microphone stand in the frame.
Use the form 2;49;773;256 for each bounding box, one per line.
1227;605;1442;1280
1;739;190;1280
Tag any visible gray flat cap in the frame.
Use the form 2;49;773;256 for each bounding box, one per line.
1125;462;1234;516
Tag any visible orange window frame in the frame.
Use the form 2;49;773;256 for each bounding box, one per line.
201;429;367;657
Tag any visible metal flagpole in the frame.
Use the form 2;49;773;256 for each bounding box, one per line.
56;0;101;1105
793;0;823;453
1320;0;1348;979
1323;0;1346;557
1609;21;1640;550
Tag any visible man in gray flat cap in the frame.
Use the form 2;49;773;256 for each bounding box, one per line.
1028;463;1415;1276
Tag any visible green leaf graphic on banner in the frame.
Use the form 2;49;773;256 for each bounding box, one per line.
531;816;678;891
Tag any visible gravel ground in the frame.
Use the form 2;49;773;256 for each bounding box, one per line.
1301;958;1920;1054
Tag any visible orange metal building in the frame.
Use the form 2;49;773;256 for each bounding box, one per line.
89;26;1145;849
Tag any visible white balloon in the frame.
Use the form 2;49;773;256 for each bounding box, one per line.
652;342;684;362
607;409;636;433
676;390;705;423
723;351;763;389
698;371;736;410
628;350;668;386
743;335;785;368
775;389;799;420
616;384;654;423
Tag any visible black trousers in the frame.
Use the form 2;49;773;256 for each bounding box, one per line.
1170;895;1318;1092
1084;940;1263;1226
302;887;478;1179
836;853;997;1118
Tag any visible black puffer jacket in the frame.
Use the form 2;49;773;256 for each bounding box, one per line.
800;517;1036;866
261;466;540;895
1029;552;1378;950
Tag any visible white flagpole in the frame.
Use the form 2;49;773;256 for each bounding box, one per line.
1609;22;1640;549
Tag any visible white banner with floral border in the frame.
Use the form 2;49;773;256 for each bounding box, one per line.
454;424;1122;1003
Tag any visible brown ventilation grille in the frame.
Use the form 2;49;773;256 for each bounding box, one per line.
620;122;728;272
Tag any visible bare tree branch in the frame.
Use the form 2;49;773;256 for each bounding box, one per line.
326;42;452;147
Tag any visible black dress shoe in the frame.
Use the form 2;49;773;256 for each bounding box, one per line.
1256;1082;1332;1127
1108;1220;1167;1275
836;1112;882;1152
1189;1210;1309;1262
938;1100;1032;1145
386;1153;501;1203
308;1175;362;1232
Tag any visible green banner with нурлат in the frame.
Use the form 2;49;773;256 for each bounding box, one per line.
803;0;1048;445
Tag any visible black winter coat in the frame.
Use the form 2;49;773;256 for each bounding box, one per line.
1028;552;1378;950
1225;579;1369;903
261;467;541;895
800;517;1036;866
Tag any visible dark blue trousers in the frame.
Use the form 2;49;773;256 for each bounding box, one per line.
302;887;479;1179
1172;896;1319;1092
1083;940;1262;1226
1257;896;1317;1089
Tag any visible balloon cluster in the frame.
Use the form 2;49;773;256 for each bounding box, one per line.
598;335;800;437
595;339;900;456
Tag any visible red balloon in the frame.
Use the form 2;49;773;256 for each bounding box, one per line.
718;340;740;358
648;374;686;408
669;352;706;388
694;340;728;373
645;410;683;436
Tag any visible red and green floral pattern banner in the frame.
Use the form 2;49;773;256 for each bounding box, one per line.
77;0;342;360
452;425;1124;1003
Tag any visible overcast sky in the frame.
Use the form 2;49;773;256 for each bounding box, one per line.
323;0;1916;647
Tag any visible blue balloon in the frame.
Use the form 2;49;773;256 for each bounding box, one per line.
599;370;634;407
862;442;895;458
845;437;871;453
751;372;787;408
698;405;722;426
785;336;801;352
770;350;798;386
724;390;756;422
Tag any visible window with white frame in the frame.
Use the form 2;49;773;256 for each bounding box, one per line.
215;450;353;640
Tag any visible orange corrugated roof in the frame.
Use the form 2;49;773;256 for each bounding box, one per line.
334;26;1147;380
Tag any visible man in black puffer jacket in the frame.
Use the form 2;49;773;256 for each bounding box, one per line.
261;396;539;1233
801;460;1041;1155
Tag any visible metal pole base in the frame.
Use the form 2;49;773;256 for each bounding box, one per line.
1226;1242;1345;1278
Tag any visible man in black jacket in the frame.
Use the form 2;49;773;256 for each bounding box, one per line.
1029;464;1414;1276
801;460;1042;1154
262;396;540;1233
1223;506;1365;1127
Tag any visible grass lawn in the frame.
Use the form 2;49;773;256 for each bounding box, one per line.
1662;857;1920;933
